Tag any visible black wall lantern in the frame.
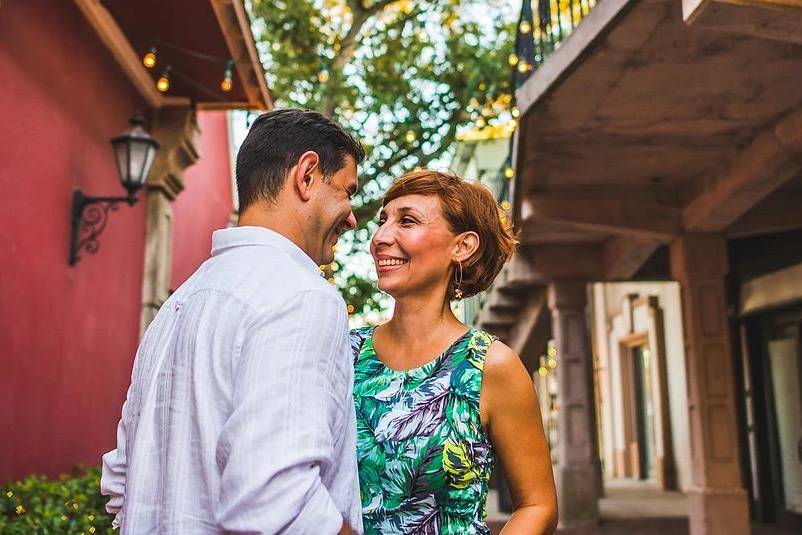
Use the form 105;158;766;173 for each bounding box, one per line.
69;112;159;265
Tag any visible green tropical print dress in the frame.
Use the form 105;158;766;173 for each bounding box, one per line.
350;326;497;534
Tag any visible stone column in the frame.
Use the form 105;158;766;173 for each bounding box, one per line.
139;104;199;333
548;280;601;531
670;234;749;535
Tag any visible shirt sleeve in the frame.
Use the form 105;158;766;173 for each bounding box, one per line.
100;386;133;529
216;289;351;535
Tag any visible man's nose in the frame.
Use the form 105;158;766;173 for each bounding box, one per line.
344;211;357;231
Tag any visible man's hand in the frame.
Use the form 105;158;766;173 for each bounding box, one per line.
338;520;354;535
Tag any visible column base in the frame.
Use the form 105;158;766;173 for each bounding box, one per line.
688;486;749;535
557;463;600;531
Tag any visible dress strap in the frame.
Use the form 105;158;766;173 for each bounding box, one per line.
461;329;498;371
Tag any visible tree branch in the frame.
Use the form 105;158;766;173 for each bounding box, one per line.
322;0;403;117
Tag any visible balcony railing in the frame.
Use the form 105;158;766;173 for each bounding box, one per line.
527;0;599;70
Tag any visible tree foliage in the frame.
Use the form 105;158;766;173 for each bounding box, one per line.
250;0;516;316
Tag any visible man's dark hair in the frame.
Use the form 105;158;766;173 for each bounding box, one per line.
235;108;365;210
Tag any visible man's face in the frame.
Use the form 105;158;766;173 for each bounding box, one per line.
312;155;358;265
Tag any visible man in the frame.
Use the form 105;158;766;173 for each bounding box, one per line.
101;109;365;534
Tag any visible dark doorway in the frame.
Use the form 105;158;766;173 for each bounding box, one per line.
742;306;802;529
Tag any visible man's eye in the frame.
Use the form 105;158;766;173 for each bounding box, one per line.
401;217;417;225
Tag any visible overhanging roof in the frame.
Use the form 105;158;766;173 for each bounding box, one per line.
74;0;272;110
511;0;802;278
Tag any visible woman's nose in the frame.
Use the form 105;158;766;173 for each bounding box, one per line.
372;221;394;246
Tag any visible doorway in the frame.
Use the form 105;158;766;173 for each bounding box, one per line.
742;306;802;528
632;345;656;480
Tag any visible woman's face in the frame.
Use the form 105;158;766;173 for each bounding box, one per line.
371;194;458;300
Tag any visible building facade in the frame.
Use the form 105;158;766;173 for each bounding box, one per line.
0;0;270;480
475;1;802;533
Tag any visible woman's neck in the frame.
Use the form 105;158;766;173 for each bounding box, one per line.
382;287;465;347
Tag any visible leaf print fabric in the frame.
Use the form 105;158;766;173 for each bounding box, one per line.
351;327;497;535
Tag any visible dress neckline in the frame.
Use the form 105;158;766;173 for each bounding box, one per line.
366;325;474;373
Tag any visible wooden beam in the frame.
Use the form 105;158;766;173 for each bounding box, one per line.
505;287;550;374
683;0;802;46
510;243;604;288
72;0;165;108
683;107;802;232
602;235;661;280
726;189;802;238
521;191;682;242
209;0;273;110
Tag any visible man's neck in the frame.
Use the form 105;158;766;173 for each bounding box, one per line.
237;205;313;262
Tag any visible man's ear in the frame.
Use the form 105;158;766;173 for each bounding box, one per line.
292;151;320;202
452;231;480;263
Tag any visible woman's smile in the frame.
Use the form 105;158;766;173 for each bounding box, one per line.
375;254;409;273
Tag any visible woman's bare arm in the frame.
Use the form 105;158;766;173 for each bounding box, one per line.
481;341;558;534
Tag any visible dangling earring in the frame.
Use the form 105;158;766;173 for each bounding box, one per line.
453;260;463;301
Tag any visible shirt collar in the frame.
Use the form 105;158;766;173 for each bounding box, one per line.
211;226;324;278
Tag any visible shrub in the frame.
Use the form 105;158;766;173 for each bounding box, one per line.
0;466;114;534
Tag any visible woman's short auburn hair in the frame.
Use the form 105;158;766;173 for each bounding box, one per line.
383;169;518;300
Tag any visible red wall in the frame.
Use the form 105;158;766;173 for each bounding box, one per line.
171;111;233;290
0;1;233;480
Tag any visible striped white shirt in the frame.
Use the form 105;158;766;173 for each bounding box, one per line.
101;226;362;534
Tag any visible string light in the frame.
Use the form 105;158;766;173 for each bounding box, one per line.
143;46;157;68
519;20;532;33
501;200;511;210
318;70;330;83
508;53;519;66
504;167;514;179
156;66;171;92
347;304;355;314
511;107;520;118
405;130;416;143
221;60;234;92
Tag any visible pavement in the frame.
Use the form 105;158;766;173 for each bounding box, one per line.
486;479;799;534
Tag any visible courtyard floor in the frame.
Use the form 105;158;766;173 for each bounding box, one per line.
488;479;799;534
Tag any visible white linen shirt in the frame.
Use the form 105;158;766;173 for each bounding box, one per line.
101;226;362;534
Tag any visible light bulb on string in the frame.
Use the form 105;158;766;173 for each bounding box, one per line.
405;130;416;143
143;46;157;69
504;167;514;179
508;54;519;66
221;60;234;92
156;66;171;93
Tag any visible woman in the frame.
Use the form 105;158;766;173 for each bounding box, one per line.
350;170;557;534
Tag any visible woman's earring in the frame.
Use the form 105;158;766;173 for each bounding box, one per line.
453;260;463;301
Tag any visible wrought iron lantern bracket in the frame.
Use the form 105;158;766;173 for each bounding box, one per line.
68;190;139;266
